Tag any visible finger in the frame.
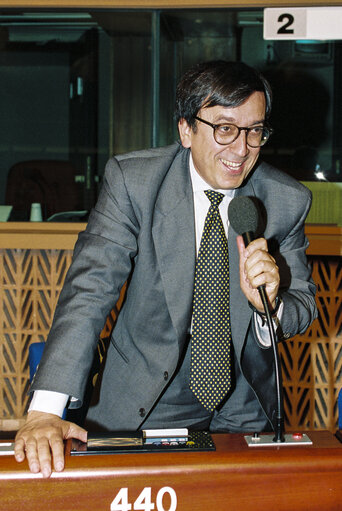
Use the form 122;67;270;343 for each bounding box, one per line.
245;246;275;269
14;437;26;463
49;434;66;473
49;422;87;473
248;269;279;293
247;258;278;281
245;237;268;255
24;438;42;475
236;234;246;256
67;423;88;443
36;437;54;478
245;250;277;282
249;273;277;291
236;235;248;282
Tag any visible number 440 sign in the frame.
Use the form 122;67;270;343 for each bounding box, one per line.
110;487;177;511
264;7;342;40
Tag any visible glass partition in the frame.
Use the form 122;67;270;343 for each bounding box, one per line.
0;8;340;223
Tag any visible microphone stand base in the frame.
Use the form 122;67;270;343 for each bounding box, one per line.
245;432;312;447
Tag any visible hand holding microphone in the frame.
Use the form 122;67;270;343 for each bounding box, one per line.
228;196;280;313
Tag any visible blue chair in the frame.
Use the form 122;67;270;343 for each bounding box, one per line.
338;388;342;430
29;342;45;383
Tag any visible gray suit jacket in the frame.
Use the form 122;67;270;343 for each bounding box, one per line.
32;143;317;431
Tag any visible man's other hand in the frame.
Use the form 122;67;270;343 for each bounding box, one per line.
14;411;87;478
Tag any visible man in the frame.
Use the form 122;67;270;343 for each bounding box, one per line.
14;60;317;478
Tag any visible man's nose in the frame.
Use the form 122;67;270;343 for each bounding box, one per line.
231;128;249;156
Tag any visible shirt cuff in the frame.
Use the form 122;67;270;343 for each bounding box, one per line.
28;390;69;417
254;300;284;347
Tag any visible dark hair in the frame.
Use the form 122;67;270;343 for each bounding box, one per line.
175;60;272;127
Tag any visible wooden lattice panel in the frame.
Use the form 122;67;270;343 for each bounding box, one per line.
0;249;341;433
0;249;73;420
279;256;342;432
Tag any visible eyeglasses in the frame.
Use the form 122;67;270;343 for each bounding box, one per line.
194;116;273;148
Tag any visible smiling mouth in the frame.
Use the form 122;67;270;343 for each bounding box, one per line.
220;158;244;173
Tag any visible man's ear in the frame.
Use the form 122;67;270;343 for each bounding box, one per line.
178;118;192;148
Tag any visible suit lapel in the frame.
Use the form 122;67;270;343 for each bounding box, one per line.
152;148;195;341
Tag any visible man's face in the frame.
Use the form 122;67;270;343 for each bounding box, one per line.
178;91;266;190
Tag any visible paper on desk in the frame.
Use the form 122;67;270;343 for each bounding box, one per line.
0;442;15;455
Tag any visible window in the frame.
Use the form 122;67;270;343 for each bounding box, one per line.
0;9;340;223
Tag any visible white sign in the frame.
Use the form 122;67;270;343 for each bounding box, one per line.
264;7;342;40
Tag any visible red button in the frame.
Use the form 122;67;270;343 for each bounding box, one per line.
292;432;303;440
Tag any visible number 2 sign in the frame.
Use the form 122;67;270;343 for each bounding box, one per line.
264;8;307;40
264;7;342;40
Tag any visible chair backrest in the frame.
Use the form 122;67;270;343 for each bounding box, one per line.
28;342;45;383
5;159;82;220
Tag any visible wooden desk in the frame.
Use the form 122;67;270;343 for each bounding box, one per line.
1;432;342;511
0;222;340;253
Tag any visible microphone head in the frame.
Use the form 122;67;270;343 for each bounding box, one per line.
228;196;259;235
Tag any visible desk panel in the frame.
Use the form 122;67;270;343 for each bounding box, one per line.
1;432;342;511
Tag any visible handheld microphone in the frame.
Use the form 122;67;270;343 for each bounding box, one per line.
228;196;285;443
228;195;259;247
228;196;268;303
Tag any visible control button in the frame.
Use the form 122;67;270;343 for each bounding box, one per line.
139;408;146;417
252;433;261;442
292;432;303;440
164;371;169;381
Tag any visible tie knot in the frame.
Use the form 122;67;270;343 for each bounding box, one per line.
204;189;224;208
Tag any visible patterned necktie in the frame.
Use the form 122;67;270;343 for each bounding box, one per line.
190;189;232;412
